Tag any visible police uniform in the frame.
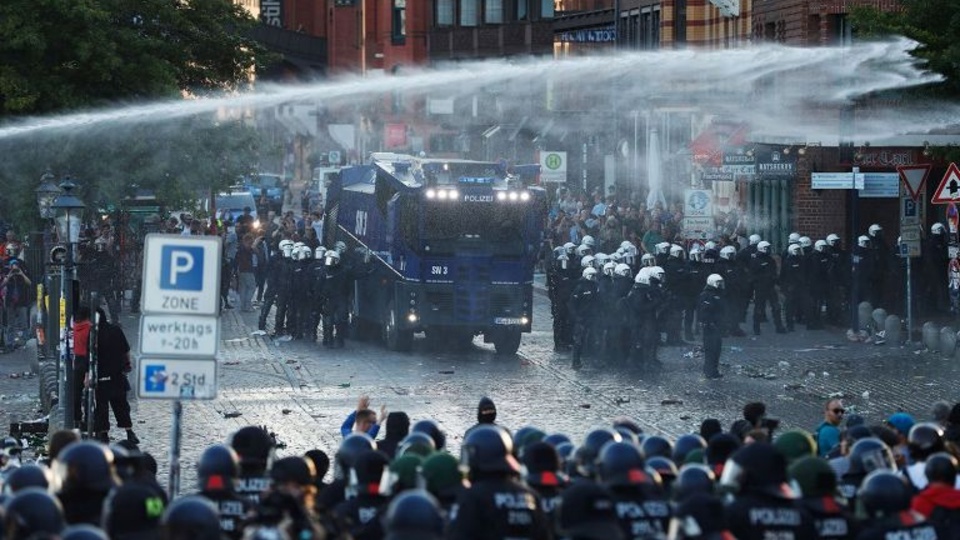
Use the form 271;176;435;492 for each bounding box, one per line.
568;275;599;369
750;250;786;334
447;476;551;540
696;284;724;379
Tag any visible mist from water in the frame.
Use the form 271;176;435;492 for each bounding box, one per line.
0;37;951;146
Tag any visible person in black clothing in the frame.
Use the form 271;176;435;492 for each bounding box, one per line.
447;425;550;540
195;444;250;540
319;248;371;348
334;450;391;540
547;246;576;352
780;244;805;332
717;246;746;337
788;456;856;539
851;235;875;321
568;266;600;370
697;274;726;380
750;241;786;335
378;411;410;460
92;308;138;445
924;222;950;315
259;238;294;335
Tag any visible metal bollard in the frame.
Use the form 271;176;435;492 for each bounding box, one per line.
858;302;874;332
940;327;956;360
884;315;901;347
923;322;939;351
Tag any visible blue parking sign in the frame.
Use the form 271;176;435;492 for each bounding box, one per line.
160;246;204;291
144;365;167;392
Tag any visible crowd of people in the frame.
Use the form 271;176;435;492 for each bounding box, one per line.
1;395;960;539
546;218;953;376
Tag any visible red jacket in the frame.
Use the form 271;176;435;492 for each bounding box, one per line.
911;483;960;517
72;319;91;357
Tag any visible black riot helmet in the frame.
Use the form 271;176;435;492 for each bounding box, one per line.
647;456;678;490
384;489;445;540
641;435;673;460
577;428;623;478
101;481;166;539
787;456;837;498
596;441;653;488
61;524;109;540
924;452;959;486
908;422;946;459
858;470;913;518
673;434;707;465
4;487;65;539
673;463;716;502
411;419;447;451
161;495;222;540
719;442;790;497
270;456;316;487
460;425;520;477
847;437;896;477
228;426;275;474
513;426;547;457
56;441;120;494
397;432;437;458
543;433;572;448
337;432;377;470
5;463;51;494
197;444;240;492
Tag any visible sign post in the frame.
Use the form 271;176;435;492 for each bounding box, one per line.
898;164;931;343
138;234;221;499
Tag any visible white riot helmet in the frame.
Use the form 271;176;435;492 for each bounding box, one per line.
614;263;632;277
315;246;327;260
279;239;295;258
868;224;882;238
787;244;801;256
655;242;671;256
826;234;840;247
581;255;596;269
299;245;313;261
649;266;666;286
756;241;771;254
576;244;592;258
582;235;596;249
620;240;634;251
635;267;651;285
595;253;609;267
748;234;761;246
610;252;623;263
720;246;736;260
689;247;703;262
334;240;347;253
603;261;616;276
293;241;305;255
325;249;341;267
669;244;685;259
788;232;800;244
814;240;827;253
799;237;812;251
564;242;577;255
707;273;725;290
641;253;656;267
582;267;598;281
857;235;871;248
932;223;946;235
705;241;717;252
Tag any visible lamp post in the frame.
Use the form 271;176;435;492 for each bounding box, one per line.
35;170;62;221
35;171;62;361
50;178;85;430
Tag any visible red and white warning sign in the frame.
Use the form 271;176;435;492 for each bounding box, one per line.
897;164;930;201
932;163;960;204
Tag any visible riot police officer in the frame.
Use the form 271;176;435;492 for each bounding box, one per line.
56;441;120;525
717;246;745;337
867;223;890;308
826;233;849;326
721;443;817;539
736;234;761;325
623;268;663;372
683;247;705;341
197;444;250;539
228;426;275;507
569;266;599;370
612;263;635;360
597;441;672;538
447;425;550;540
259;239;294;335
750;241;786;335
319;249;370;348
662;245;687;345
698;274;725;380
289;244;311;340
305;246;328;343
547;247;574;351
856;470;940;539
788;456;855;539
924;222;950;314
780;244;805;332
851;235;875;320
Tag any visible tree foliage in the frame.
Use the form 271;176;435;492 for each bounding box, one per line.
851;0;960;96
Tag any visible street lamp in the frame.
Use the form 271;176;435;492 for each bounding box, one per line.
35;169;61;220
50;177;85;430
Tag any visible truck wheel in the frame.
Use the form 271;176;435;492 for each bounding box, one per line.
493;329;522;356
383;301;413;352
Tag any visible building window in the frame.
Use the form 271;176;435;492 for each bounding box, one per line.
437;0;454;26
461;0;479;26
516;0;528;20
485;0;503;23
392;0;406;44
541;0;553;19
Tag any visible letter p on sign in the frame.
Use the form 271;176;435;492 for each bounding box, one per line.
160;246;204;291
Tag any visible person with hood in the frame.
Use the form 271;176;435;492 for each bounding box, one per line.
465;397;507;438
911;452;960;535
377;411;410;459
71;305;93;427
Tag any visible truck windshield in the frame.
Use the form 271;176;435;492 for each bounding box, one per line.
421;202;526;256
